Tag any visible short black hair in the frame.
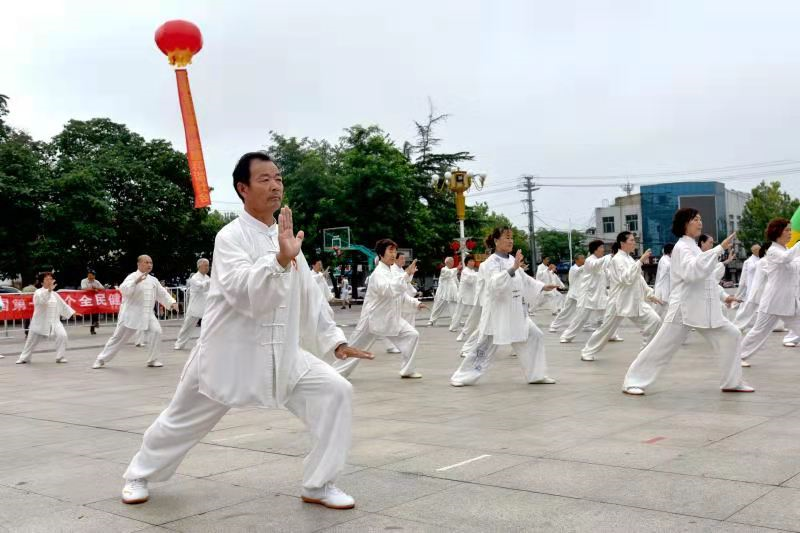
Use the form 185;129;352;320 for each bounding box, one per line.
465;254;475;264
759;241;771;258
588;239;605;254
614;231;633;254
672;208;699;238
396;252;405;260
663;243;674;255
766;217;790;242
375;238;398;258
232;151;273;201
36;271;53;287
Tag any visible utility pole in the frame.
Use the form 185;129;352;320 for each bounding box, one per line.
519;175;540;264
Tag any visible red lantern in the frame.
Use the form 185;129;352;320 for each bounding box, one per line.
466;239;477;250
155;20;203;67
154;20;211;209
450;241;461;251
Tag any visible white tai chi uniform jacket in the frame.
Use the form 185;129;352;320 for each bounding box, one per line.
623;235;744;392
333;261;421;378
449;266;479;331
735;254;760;303
312;271;334;303
458;260;490;345
96;271;176;365
392;263;419;325
428;265;459;325
738;242;800;361
18;288;75;363
550;263;584;331
125;210;353;490
560;254;611;342
580;251;661;359
174;271;211;350
450;252;550;386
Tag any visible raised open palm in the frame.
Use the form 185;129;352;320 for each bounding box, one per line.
277;206;304;267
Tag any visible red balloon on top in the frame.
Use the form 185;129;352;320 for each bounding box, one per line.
155;20;203;67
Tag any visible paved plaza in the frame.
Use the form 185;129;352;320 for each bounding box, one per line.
2;309;800;532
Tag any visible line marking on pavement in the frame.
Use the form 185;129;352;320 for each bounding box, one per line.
436;454;492;471
643;436;666;444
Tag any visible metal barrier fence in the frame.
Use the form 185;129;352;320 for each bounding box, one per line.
1;287;190;340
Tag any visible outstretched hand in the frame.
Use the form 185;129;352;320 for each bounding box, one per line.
277;206;305;268
724;295;741;308
721;232;736;251
335;344;374;360
405;259;418;277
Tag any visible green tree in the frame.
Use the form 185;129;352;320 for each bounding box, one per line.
738;181;799;246
534;229;588;263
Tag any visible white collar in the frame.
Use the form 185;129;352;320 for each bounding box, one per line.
241;209;278;236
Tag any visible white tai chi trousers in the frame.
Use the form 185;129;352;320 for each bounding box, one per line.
450;319;548;386
428;299;455;326
739;313;800;361
560;306;605;342
549;298;578;331
124;353;352;490
18;323;68;362
332;319;419;378
449;303;474;332
581;307;661;359
623;320;743;391
457;304;482;343
97;315;162;364
174;313;201;350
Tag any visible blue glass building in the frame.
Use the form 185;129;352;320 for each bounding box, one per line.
640;182;728;252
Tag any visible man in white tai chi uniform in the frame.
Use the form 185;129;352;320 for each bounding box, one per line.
174;258;211;351
16;272;77;364
311;259;334;303
560;240;614;343
427;257;459;326
653;243;673;318
549;255;585;332
92;256;177;369
120;151;371;509
622;208;752;395
333;238;425;379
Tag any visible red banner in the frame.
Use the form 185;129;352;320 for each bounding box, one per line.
0;289;122;320
176;68;211;209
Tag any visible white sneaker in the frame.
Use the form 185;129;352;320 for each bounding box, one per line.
530;377;556;384
722;383;755;393
122;478;149;504
784;342;797;348
401;372;423;379
580;354;595;361
741;360;751;367
426;321;435;327
548;328;558;333
92;359;105;369
450;381;467;387
623;387;645;395
386;347;401;354
559;338;571;344
135;343;145;347
456;333;465;342
773;327;789;333
147;360;164;368
301;483;355;510
55;357;68;363
609;336;624;342
0;354;4;359
15;358;28;364
173;344;183;350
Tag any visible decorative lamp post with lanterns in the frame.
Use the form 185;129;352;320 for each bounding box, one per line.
432;168;487;265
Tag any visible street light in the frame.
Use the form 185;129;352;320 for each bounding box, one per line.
431;167;487;264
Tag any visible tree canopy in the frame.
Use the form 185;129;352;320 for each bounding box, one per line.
738;181;799;247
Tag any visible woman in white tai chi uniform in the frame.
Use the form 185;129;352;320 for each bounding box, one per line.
450;226;558;387
549;255;585;332
622;208;752;395
736;243;762;305
456;258;490;347
449;256;478;332
579;232;663;362
16;272;77;364
174;258;211;350
332;239;426;379
653;243;673;318
737;218;800;367
121;152;372;509
427;257;459;326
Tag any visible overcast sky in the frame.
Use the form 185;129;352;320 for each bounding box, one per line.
3;0;800;235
